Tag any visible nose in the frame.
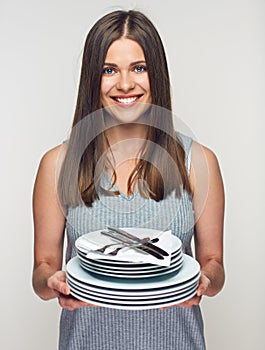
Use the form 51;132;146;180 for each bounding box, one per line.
116;72;135;92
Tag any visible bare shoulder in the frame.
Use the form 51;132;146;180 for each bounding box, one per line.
34;144;67;194
190;141;223;195
37;144;67;180
191;141;219;164
39;144;66;170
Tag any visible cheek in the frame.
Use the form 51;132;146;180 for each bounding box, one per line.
137;75;150;92
101;78;114;96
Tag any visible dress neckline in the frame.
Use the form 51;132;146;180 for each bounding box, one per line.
102;172;139;201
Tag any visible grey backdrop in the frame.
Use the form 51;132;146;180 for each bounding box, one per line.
1;0;264;349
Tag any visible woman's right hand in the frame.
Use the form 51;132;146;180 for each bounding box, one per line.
47;271;95;311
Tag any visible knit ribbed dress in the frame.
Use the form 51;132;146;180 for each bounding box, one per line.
59;134;206;350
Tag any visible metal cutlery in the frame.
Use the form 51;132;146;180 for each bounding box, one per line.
80;235;160;257
101;230;165;260
95;237;159;254
99;241;153;256
106;227;169;257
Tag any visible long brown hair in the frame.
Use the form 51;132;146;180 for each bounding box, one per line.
58;10;191;207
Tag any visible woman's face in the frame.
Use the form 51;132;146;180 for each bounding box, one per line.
100;37;151;123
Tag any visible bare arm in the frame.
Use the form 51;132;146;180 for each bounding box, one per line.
162;142;225;310
32;145;66;299
32;145;89;309
191;143;225;297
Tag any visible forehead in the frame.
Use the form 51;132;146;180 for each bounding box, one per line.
105;37;145;63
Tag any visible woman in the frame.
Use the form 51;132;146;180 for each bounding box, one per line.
32;10;225;350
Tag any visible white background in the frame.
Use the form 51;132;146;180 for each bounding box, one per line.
1;0;264;349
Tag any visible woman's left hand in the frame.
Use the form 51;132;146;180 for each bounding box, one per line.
160;273;210;310
176;273;210;308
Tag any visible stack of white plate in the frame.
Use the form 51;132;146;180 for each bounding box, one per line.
76;230;184;278
66;255;200;310
77;248;183;278
66;228;201;310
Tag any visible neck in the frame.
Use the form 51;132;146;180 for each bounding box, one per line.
104;124;148;168
105;123;148;145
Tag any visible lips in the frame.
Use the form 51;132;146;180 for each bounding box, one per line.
111;94;143;104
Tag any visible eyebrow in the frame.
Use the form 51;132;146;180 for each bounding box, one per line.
103;60;146;67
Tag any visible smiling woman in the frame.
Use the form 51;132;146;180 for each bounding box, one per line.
57;10;191;207
101;37;151;111
32;9;225;350
100;38;152;126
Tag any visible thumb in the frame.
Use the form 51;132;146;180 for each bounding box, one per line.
197;274;210;297
196;284;205;297
48;271;71;295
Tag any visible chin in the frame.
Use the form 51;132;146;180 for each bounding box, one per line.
103;102;151;125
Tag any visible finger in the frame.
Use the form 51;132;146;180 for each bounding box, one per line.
48;278;69;295
196;285;205;297
159;301;191;310
58;294;96;310
197;275;210;296
47;273;71;295
161;295;202;310
54;271;67;282
180;295;201;307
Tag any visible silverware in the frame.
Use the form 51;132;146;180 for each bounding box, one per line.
107;227;169;257
101;230;164;260
80;241;141;256
95;242;123;254
95;237;159;254
102;241;151;256
79;235;159;257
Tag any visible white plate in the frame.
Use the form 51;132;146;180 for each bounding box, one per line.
66;271;200;296
79;256;184;274
76;228;181;267
70;282;197;305
79;258;184;279
70;287;197;310
67;278;198;300
66;254;200;290
77;247;182;269
77;252;183;273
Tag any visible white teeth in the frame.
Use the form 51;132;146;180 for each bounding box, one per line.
115;97;138;104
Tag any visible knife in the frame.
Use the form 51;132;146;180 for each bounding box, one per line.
101;230;165;260
106;227;169;257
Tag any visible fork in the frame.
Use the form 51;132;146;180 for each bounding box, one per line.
95;242;122;254
105;242;150;256
101;230;164;259
105;227;168;257
96;237;158;254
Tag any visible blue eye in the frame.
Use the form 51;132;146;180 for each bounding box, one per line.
103;67;115;75
134;65;146;73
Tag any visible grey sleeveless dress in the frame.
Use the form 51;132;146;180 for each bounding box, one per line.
59;134;206;350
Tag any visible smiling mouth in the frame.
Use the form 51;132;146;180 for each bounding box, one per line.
111;95;143;104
